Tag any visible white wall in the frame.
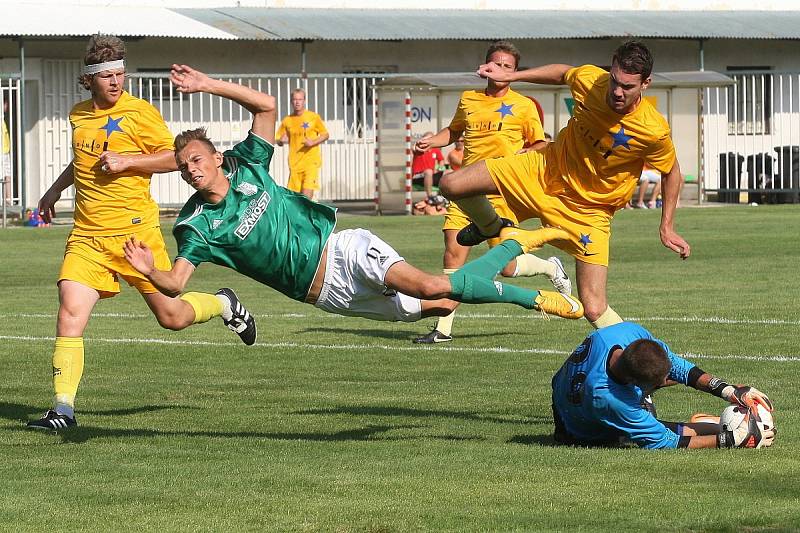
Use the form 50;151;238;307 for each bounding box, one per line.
4;36;800;207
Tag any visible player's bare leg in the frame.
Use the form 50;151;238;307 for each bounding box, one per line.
439;161;510;244
27;280;99;431
575;262;622;328
142;291;196;331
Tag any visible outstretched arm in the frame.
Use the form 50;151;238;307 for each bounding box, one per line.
123;237;195;297
659;161;690;259
171;64;277;143
477;63;574;85
38;162;75;223
414;127;461;155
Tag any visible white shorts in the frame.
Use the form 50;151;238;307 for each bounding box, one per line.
314;228;422;322
1;156;11;179
639;169;661;183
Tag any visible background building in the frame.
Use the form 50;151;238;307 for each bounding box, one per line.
1;2;798;211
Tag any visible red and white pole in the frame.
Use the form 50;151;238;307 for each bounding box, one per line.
404;91;412;215
374;96;381;214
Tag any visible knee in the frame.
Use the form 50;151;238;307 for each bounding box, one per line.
418;276;450;300
438;172;457;198
154;309;191;331
583;301;607;323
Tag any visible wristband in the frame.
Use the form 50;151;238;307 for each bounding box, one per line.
717;430;734;448
708;377;731;398
687;366;704;388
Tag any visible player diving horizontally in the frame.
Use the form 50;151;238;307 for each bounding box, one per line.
123;65;585;331
552;322;776;449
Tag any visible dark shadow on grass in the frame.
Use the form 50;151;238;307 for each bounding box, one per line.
0;402;198;423
296;405;552;425
10;423;484;444
300;326;500;342
508;434;559;447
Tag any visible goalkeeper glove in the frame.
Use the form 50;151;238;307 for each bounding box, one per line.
721;385;774;411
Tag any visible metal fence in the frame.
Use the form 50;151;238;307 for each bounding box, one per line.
704;71;800;204
1;75;21;226
40;60;381;207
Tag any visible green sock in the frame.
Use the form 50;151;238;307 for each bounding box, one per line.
457;240;523;279
449;270;538;309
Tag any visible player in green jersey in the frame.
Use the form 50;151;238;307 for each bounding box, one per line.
123;65;585;335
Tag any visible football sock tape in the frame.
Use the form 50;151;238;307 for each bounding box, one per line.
180;292;224;324
53;336;84;412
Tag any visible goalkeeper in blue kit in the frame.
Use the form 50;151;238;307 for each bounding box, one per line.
123;65;585;340
551;322;776;449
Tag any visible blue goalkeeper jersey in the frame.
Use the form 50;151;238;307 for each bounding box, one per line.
173;131;337;302
551;322;696;449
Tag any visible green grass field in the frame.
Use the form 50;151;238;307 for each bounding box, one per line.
2;205;800;532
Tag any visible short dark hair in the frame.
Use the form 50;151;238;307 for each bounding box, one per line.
612;40;653;80
485;40;520;70
174;127;217;156
617;339;670;390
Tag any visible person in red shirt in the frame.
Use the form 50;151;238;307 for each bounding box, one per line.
412;132;446;205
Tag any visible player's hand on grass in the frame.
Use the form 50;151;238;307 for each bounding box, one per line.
99;151;130;174
723;385;774;411
659;225;690;259
123;236;155;276
170;64;212;94
38;188;61;224
477;63;513;83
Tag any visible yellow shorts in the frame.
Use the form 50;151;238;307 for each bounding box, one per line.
443;195;519;248
486;151;613;266
287;166;320;192
59;226;172;298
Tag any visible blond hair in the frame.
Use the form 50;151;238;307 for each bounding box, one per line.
174;127;217;157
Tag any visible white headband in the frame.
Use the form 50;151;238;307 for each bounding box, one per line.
83;60;125;75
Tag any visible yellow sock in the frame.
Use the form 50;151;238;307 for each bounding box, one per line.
590;306;623;329
53;337;84;413
180;292;224;324
513;254;554;277
435;269;458;335
455;196;501;235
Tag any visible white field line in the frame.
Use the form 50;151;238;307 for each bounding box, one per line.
2;312;800;326
1;334;798;362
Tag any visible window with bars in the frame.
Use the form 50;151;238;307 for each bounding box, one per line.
726;66;772;135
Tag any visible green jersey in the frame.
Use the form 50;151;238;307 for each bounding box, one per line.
173;132;337;302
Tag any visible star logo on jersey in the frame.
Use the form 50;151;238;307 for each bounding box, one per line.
302;122;310;130
235;182;258;196
101;116;124;138
496;102;514;118
610;126;632;150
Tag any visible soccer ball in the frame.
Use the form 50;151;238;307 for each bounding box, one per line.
720;404;774;447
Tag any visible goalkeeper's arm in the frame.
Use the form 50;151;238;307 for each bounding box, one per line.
685;367;773;411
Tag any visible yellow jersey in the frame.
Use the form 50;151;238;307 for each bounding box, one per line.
449;88;545;166
70;91;173;236
1;121;9;154
549;65;676;209
276;110;328;170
